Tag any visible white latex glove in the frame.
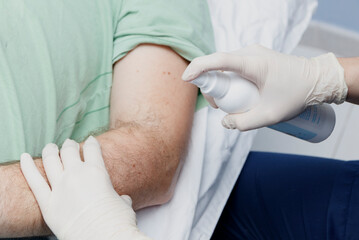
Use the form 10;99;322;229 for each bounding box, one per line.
182;45;348;131
20;137;151;240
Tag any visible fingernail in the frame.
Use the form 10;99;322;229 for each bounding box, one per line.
85;136;98;145
62;139;72;146
42;143;59;157
222;117;235;129
222;118;230;129
62;139;79;149
182;70;194;81
20;153;31;161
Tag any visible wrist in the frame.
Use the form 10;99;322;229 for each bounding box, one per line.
308;53;347;105
0;163;51;237
338;57;359;104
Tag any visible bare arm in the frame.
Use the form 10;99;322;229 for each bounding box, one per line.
98;44;197;209
0;44;197;237
338;57;359;104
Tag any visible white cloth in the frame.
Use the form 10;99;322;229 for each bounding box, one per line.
137;1;318;239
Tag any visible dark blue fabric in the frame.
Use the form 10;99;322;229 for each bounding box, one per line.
211;152;359;240
4;237;49;239
4;238;49;239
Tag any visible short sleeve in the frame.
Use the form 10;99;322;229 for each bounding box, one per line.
112;0;215;63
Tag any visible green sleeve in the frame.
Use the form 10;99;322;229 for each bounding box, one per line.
113;0;215;63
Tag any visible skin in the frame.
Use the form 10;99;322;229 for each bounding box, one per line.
0;44;197;237
338;57;359;104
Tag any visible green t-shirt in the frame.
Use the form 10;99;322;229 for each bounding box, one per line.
0;0;214;162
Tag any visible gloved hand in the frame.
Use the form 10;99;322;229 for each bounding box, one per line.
20;137;151;240
182;45;348;131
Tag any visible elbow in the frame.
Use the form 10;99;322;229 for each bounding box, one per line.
100;126;188;209
152;131;190;205
155;187;175;206
149;148;184;206
156;168;180;205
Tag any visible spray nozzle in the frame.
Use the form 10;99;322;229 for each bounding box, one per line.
190;71;231;99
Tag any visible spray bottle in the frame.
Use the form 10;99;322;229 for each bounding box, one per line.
190;71;336;143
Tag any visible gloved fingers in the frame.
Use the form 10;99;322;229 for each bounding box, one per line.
182;52;244;81
83;136;106;168
221;105;279;131
20;153;51;208
42;143;63;187
228;55;268;85
121;195;133;207
183;55;266;88
60;139;82;170
202;93;218;109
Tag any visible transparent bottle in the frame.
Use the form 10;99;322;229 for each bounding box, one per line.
190;71;336;143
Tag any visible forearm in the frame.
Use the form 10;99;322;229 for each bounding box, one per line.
338;57;359;104
0;160;51;237
0;125;187;237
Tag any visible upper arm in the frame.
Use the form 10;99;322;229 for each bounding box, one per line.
110;44;197;147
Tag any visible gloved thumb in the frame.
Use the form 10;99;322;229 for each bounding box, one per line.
221;105;278;131
182;52;242;81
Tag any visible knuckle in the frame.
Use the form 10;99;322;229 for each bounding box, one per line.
233;119;246;131
236;124;246;131
235;119;251;131
214;52;229;62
